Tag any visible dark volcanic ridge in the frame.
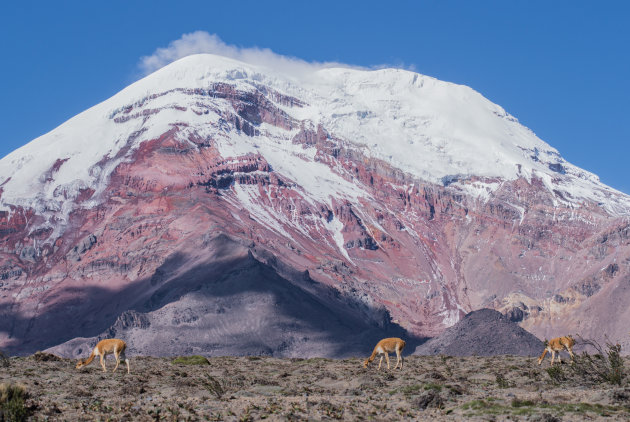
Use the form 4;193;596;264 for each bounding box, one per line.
414;309;544;356
45;236;425;359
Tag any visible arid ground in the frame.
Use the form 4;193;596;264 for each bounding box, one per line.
2;353;630;421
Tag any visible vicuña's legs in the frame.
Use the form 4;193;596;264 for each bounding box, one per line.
385;353;390;369
113;351;121;372
115;350;129;373
550;350;556;365
120;350;130;374
567;348;575;362
100;355;107;372
394;351;402;370
377;356;384;370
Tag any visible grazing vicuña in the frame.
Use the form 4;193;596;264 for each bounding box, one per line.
538;335;575;365
364;337;406;371
76;339;130;374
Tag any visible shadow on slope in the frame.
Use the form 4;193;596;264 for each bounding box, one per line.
2;234;425;357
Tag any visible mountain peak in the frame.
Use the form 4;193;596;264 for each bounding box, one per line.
2;52;627;227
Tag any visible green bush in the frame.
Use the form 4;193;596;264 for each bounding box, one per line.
570;337;625;386
495;373;511;388
0;383;28;422
511;398;536;408
423;383;443;392
545;365;566;384
400;384;422;395
172;355;209;365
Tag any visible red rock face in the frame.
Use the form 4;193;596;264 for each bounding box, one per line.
2;81;630;356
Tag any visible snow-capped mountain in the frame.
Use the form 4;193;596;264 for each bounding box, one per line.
2;54;630;356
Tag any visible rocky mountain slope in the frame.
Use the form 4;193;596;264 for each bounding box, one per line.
2;54;630;356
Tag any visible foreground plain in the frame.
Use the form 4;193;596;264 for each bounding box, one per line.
2;354;630;421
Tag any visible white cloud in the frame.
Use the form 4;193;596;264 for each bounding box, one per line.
139;31;356;77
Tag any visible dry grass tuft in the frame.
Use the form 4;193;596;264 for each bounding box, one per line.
0;383;29;422
172;355;209;365
0;349;9;368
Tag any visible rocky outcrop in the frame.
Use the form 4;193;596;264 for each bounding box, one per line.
414;309;544;356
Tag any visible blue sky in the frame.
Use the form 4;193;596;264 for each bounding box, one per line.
2;1;629;193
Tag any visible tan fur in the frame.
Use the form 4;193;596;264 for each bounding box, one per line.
538;335;575;365
76;339;130;374
363;338;406;371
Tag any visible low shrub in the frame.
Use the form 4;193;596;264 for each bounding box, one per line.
31;351;62;362
415;390;444;410
0;350;8;368
495;373;511;388
569;337;625;386
0;383;29;422
400;384;421;395
318;401;344;419
545;365;567;384
202;375;225;399
511;398;536;408
172;355;209;365
423;382;443;392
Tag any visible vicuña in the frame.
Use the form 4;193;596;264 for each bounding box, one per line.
538;335;575;365
76;339;130;374
364;337;406;370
